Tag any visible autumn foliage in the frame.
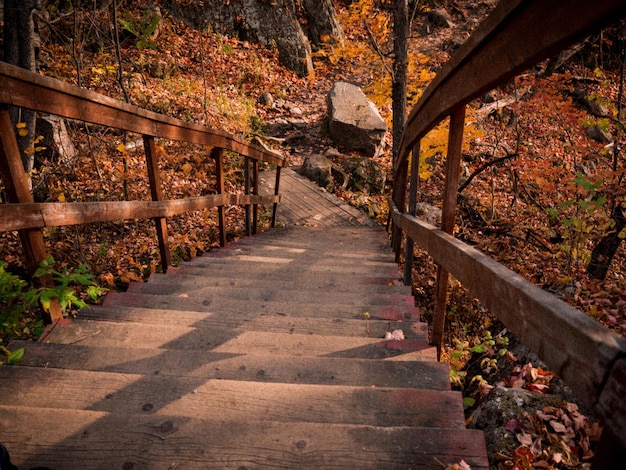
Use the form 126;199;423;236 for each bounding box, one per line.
1;1;626;466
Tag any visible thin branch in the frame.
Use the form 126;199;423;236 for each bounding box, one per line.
363;20;394;78
111;0;130;103
458;153;517;193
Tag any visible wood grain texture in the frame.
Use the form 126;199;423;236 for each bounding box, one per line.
0;406;489;469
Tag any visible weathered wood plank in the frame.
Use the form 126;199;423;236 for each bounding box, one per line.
10;341;450;389
154;267;403;285
0;406;489;469
211;331;436;361
78;306;425;339
101;291;421;320
0;368;465;428
124;282;416;308
391;206;626;410
0;194;280;231
40;319;432;360
136;276;411;297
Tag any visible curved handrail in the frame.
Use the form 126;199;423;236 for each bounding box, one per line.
392;0;626;462
397;0;626;171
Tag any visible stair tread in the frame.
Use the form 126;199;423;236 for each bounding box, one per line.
102;290;416;311
144;272;412;295
0;405;489;469
9;341;451;389
0;367;466;428
125;282;414;303
39;319;437;360
79;306;427;338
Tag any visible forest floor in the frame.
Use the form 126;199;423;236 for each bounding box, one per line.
1;0;625;468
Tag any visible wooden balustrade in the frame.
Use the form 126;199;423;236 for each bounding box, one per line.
0;61;286;323
390;0;626;466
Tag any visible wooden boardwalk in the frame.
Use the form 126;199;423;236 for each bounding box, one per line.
1;168;488;469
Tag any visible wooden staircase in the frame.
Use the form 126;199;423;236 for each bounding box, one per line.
0;171;488;469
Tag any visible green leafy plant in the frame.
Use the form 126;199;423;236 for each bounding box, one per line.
545;172;611;272
26;256;106;314
0;339;24;366
0;262;31;336
118;9;161;50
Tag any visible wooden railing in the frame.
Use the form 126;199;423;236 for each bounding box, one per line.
390;0;626;466
0;61;286;323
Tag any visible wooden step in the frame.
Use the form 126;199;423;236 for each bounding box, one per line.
38;319;437;360
0;405;489;469
10;341;451;389
78;306;427;339
101;291;418;317
156;266;405;285
125;281;412;301
145;271;411;296
0;368;466;428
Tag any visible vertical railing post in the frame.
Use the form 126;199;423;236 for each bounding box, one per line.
432;105;466;358
403;141;421;285
271;166;281;228
392;158;408;263
212;147;226;247
0;107;62;323
252;159;259;235
244;157;251;236
143;135;171;272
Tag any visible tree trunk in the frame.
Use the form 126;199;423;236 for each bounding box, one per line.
392;0;408;171
3;0;38;173
587;203;626;280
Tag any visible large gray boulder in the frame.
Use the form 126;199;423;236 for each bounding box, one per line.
327;82;387;157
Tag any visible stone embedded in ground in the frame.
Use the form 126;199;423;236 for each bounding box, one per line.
326;82;387;157
338;157;386;194
297;153;333;191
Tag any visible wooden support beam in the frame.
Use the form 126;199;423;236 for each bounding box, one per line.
403;142;421;286
392;159;408;262
252;159;259;235
272;166;281;228
431;106;466;357
0;107;62;324
212;147;226;247
244;157;251;236
143;135;171;272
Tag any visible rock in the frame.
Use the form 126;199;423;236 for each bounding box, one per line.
424;8;455;31
259;92;274;108
297;153;333;191
415;202;442;226
470;386;563;463
338;157;386;194
35;115;76;165
586;124;612;144
326;82;387;157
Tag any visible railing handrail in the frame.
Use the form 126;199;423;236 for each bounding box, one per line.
389;199;626;431
0;61;285;167
397;0;626;172
391;0;626;462
0;61;286;325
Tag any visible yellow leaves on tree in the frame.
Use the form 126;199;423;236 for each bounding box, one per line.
314;0;434;120
419;117;485;180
